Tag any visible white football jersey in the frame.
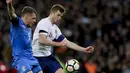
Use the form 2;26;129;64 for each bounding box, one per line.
32;17;65;57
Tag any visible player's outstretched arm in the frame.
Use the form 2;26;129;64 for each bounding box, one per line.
6;0;17;20
66;40;94;53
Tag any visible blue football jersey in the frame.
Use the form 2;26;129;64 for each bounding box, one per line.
10;16;32;58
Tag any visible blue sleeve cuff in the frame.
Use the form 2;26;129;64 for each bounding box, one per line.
53;35;65;42
10;16;20;25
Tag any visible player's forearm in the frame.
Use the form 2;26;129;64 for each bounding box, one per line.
66;40;84;52
7;2;16;19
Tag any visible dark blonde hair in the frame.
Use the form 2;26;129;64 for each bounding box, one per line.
50;4;65;14
21;6;37;17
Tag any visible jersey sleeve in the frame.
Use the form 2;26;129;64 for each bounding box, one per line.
55;26;66;42
38;20;48;36
10;16;20;25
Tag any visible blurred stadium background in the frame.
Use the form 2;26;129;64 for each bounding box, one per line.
1;0;130;73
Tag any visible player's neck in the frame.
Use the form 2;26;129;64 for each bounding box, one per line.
48;15;54;24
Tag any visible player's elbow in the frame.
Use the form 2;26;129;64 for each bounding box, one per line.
39;34;48;45
9;13;17;20
39;38;46;45
39;37;49;45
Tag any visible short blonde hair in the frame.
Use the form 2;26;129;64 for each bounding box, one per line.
21;6;37;17
50;4;65;14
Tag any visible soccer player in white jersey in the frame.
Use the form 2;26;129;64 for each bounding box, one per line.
32;4;94;73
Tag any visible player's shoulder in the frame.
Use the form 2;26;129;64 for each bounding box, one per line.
39;17;48;23
36;17;51;30
38;18;49;26
53;24;59;29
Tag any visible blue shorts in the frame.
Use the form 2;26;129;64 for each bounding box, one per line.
12;56;42;73
35;55;62;73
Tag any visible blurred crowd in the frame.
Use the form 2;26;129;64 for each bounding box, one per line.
1;0;130;73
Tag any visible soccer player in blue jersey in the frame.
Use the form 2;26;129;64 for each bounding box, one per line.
6;0;43;73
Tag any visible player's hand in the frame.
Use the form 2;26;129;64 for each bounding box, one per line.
6;0;12;4
84;46;94;53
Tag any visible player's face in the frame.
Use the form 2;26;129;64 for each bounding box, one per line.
26;12;36;26
52;10;63;24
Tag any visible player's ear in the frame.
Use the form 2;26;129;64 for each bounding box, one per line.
24;14;28;20
24;15;27;20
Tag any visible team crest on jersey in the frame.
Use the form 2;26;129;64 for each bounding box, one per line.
22;66;26;71
49;32;52;38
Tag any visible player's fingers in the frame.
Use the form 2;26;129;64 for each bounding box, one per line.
6;0;12;4
86;46;92;51
85;46;94;53
6;0;9;3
